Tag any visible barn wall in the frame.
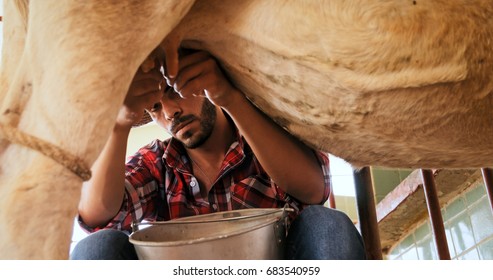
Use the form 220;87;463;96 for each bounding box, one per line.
386;182;493;260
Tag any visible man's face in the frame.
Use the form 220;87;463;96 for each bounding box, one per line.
149;89;217;149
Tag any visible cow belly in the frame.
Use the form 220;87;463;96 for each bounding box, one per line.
171;0;493;168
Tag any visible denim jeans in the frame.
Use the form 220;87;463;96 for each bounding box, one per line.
70;205;366;260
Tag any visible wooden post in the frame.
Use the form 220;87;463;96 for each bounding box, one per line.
353;166;383;260
420;169;451;260
480;168;493;212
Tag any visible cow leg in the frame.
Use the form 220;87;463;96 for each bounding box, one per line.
0;0;30;150
0;0;28;106
0;0;195;259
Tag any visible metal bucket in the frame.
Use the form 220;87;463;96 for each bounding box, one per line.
129;208;292;260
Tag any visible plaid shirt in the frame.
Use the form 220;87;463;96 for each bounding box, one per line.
79;131;331;233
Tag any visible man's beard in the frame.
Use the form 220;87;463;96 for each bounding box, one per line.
172;99;216;149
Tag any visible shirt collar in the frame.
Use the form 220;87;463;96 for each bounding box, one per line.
163;137;191;174
162;127;248;174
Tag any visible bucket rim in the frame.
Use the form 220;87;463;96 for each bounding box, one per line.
135;208;291;227
129;216;280;247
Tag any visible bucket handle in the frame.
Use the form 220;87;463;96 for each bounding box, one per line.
273;204;292;245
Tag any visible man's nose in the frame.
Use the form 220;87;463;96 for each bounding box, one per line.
163;102;182;121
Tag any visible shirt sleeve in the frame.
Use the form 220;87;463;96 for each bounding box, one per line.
78;143;162;234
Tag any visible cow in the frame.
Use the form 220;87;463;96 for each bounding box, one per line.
0;0;492;259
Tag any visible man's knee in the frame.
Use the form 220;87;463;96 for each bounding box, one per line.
296;205;354;229
285;205;366;259
70;229;137;260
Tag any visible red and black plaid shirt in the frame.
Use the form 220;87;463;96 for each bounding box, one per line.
80;130;331;233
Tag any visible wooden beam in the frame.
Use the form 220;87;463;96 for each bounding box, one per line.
420;169;451;260
481;168;493;213
353;167;383;260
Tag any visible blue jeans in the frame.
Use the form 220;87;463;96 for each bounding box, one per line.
70;205;366;260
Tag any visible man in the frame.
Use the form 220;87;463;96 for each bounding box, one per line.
71;49;365;260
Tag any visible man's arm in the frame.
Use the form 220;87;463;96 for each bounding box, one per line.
78;64;164;228
78;125;130;228
222;94;327;204
168;51;327;204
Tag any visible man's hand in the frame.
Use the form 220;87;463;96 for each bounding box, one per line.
165;50;243;108
116;61;165;128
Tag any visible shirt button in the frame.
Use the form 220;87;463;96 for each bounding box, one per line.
190;178;197;188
